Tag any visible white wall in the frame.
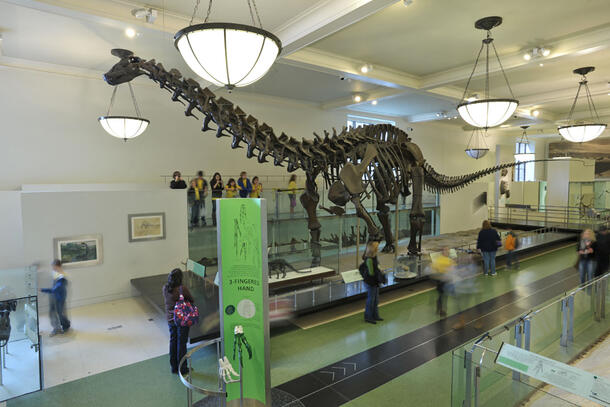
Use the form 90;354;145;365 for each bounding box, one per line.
547;160;571;207
21;187;188;308
0;191;24;269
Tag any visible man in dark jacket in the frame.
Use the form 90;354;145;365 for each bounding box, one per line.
595;225;610;277
41;259;70;336
477;220;501;276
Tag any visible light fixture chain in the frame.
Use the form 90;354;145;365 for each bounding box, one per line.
107;86;119;116
246;0;263;28
189;0;201;26
485;34;490;100
204;0;213;23
128;82;143;118
460;42;485;102
584;81;602;122
566;82;583;123
491;41;515;99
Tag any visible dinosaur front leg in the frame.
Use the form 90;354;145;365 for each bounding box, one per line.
300;172;322;267
408;166;425;255
377;201;395;253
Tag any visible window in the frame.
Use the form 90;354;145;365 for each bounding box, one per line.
347;115;395;129
514;142;535;181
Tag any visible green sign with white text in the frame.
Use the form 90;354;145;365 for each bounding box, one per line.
217;198;270;406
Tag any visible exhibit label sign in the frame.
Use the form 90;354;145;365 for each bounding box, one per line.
496;343;610;406
217;198;270;407
186;259;205;278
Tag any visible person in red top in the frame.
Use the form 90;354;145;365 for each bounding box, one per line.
162;268;194;375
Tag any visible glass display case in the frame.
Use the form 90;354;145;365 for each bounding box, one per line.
0;265;41;402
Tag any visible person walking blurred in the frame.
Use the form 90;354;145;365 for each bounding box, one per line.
595;225;610;277
187;179;201;228
430;247;455;319
477;220;501;276
41;259;70;336
288;175;297;217
504;230;519;270
359;241;386;324
578;229;596;285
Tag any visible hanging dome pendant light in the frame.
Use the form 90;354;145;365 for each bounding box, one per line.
175;0;282;90
465;128;490;159
98;81;149;141
558;67;607;143
457;17;519;128
514;125;532;161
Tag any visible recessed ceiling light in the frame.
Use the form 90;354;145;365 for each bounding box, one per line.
360;64;372;74
541;48;551;57
371;100;378;105
523;53;531;61
531;110;540;117
125;28;136;38
353;94;362;103
539;63;544;67
500;124;510;128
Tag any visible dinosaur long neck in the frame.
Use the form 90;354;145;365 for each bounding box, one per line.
135;58;312;172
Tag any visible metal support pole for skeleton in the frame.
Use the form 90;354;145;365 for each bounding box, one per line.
394;202;399;260
356;217;361;269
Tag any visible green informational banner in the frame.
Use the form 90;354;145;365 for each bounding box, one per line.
217;198;270;407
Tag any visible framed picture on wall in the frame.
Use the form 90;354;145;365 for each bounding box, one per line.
128;212;166;242
53;234;103;268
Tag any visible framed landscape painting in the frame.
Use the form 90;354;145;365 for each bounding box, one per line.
128;212;166;242
54;234;103;268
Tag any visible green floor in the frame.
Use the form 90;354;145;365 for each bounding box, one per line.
9;246;578;407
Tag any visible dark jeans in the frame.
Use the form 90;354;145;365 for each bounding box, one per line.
49;297;70;332
198;200;206;224
436;280;447;316
190;201;200;226
169;322;190;374
212;199;218;225
506;250;519;269
364;283;380;321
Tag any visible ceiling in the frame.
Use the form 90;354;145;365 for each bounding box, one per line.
1;0;609;133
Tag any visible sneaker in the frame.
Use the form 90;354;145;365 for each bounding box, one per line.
364;319;377;325
49;329;63;337
491;272;497;276
375;317;384;321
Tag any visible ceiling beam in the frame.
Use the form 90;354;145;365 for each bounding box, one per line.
519;81;609;108
320;86;405;110
275;0;400;55
420;24;610;89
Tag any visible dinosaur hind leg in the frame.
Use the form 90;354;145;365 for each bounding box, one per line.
300;172;321;267
377;200;395;253
351;196;382;242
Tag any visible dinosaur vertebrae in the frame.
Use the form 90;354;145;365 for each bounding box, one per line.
134;58;413;179
131;55;526;196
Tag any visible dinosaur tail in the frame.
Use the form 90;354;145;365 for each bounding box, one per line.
423;160;550;193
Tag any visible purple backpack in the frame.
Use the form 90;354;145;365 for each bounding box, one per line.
173;287;199;327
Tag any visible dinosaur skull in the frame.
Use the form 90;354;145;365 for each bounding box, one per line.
103;49;144;86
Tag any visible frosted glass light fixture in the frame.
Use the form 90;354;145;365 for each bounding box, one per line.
558;67;607;143
457;17;519;128
465;128;490;159
175;0;281;90
514;125;531;161
98;82;149;141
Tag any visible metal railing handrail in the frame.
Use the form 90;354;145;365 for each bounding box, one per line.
178;337;226;398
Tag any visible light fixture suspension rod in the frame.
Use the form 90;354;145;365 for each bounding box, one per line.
128;82;143;118
106;86;119;116
584;80;601;121
460;42;485;102
246;0;263;28
189;0;201;26
491;41;515;99
566;82;583;122
485;31;490;100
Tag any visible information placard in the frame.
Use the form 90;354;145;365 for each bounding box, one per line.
496;343;610;406
341;269;363;284
217;198;270;407
186;259;205;278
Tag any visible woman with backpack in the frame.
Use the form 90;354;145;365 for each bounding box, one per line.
477;220;501;276
163;268;195;375
360;241;386;324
